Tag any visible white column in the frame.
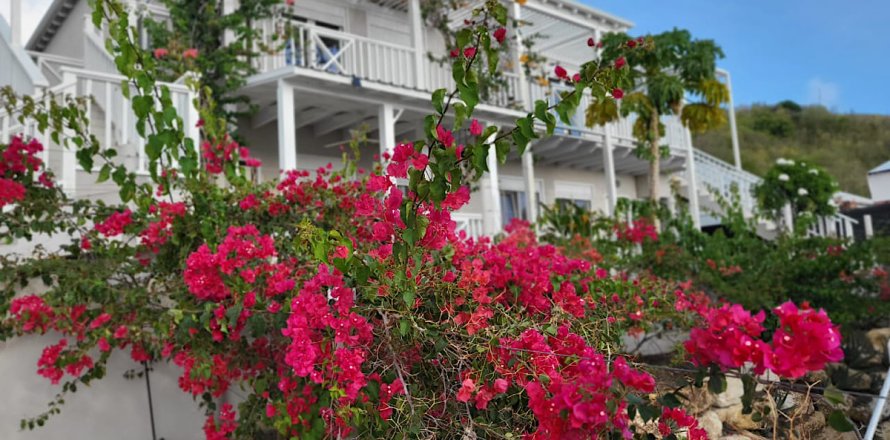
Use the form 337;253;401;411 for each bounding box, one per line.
10;0;21;46
378;103;397;160
522;146;537;224
782;203;794;235
865;214;874;238
222;0;239;46
719;69;742;170
481;134;502;235
602;124;618;216
684;127;701;229
276;80;297;173
408;0;426;90
511;2;531;110
60;71;77;196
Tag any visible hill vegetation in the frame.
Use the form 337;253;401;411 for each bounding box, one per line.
693;101;890;196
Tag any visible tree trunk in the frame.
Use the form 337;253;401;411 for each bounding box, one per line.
648;109;661;204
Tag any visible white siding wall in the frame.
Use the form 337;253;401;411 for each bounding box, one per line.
868;172;890;203
0;16;46;95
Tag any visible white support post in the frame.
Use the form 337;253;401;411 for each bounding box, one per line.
408;0;426;90
59;72;78;196
602;124;618;216
684;127;701;229
378;103;397;161
782;203;794;235
521;146;537;224
10;0;21;46
511;2;531;110
276;80;297;173
222;0;239;46
187;89;201;149
719;69;742;170
481;133;502;235
865;214;874;238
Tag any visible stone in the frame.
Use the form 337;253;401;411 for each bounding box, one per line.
879;421;890;440
866;328;890;356
685;386;715;414
697;411;722;440
713;376;745;408
845;368;874;391
715;406;761;431
796;409;825;437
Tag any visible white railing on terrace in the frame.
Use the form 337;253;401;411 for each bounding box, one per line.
693;149;760;213
453;213;484;239
806;213;858;240
255;20;419;89
692;149;860;240
0;67;199;196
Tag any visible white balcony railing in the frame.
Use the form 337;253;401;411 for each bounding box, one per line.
693;149;760;213
0;67;199;195
255;20;419;89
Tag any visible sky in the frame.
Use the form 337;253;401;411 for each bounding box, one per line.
3;0;889;115
583;0;890;115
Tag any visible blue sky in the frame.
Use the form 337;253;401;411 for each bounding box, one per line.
584;0;890;115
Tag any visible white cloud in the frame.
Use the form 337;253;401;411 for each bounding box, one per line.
0;0;54;43
806;77;841;109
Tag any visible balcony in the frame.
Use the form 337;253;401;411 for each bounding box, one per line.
251;19;692;156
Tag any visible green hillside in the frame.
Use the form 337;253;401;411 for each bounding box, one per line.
693;101;890;196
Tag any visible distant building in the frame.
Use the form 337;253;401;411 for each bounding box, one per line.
868;160;890;203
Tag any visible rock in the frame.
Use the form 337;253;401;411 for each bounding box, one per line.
713;377;745;408
814;430;858;440
715;406;761;431
845;368;874;391
697;411;722;439
879;421;890;440
866;328;890;355
796;409;825;437
685;386;715;414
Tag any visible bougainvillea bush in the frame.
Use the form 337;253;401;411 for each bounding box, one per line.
0;0;851;438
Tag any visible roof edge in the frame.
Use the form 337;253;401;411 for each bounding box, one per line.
1;15;50;88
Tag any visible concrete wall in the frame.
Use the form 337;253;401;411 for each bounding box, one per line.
0;335;206;440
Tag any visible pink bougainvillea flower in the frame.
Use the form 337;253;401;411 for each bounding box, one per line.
612;87;624;99
493;27;507;44
183;48;199;59
469;119;483;137
153;48;169;59
554;65;568;79
614;56;626;69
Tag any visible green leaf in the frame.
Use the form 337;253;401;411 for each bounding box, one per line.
454;103;468;130
456;29;473;49
827;410;855;432
97;164;112;183
708;369;726;394
823;385;846;406
432;89;447;114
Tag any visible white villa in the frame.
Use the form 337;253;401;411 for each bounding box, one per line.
0;0;808;240
0;0;877;438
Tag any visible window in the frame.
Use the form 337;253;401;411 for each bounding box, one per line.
498;176;543;226
554;181;594;211
556;198;592;210
501;190;529;226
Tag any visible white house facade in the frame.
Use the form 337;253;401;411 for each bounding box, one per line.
0;0;869;438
